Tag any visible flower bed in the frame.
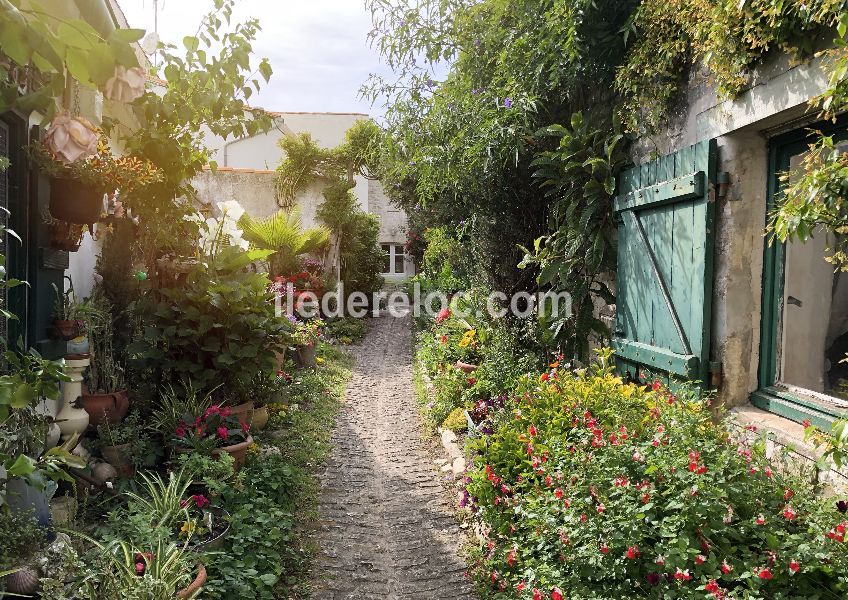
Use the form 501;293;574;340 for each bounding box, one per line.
462;351;848;598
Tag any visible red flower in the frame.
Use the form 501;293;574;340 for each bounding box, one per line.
175;424;186;438
440;334;448;345
626;545;640;559
758;568;773;580
533;588;544;600
435;307;451;324
651;380;662;391
755;514;766;525
705;580;720;594
695;554;706;565
135;562;145;575
217;426;229;440
192;494;210;508
783;505;797;520
241;420;250;433
674;568;691;581
529;425;537;437
220;406;232;417
551;587;563;600
540;373;550;382
554;488;563;499
720;560;732;574
789;559;800;573
600;543;610;554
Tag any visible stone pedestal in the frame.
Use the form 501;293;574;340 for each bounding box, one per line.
56;357;90;441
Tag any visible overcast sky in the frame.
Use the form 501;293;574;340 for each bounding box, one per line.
117;0;392;117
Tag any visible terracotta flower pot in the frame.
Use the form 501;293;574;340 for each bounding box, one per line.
227;401;254;425
101;443;135;479
49;177;104;226
296;342;317;368
251;405;269;431
49;220;85;252
81;390;130;427
455;361;479;374
176;564;207;599
213;435;253;471
52;319;81;341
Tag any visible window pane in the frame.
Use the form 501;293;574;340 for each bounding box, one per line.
394;245;405;274
381;245;391;273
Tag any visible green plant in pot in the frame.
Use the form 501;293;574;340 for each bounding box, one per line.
29;135;163;229
96;411;151;479
131;242;292;408
82;294;130;427
291;318;324;368
171;405;252;472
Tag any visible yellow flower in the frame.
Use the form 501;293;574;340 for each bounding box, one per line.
459;329;477;348
248;442;260;454
316;357;325;365
179;520;196;538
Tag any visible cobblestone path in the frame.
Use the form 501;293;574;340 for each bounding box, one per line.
311;315;476;600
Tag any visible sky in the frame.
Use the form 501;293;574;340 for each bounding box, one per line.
117;0;393;117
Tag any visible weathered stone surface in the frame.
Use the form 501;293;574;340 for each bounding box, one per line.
311;315;476;599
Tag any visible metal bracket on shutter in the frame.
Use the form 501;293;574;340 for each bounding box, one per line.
614;171;705;214
612;339;699;379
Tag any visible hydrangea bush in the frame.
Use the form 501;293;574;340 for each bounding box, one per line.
465;351;848;599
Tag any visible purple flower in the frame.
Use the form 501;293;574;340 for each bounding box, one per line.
503;97;513;108
459;490;469;508
471;89;479;95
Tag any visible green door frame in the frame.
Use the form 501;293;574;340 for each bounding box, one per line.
751;115;848;429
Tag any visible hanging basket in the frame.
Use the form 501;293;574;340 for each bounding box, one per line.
49;177;105;226
49;220;86;252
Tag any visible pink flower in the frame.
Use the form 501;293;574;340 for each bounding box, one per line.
241;421;250;433
533;588;543;600
135;561;145;575
44;112;99;164
435;307;451;324
175;424;186;438
104;65;147;102
217;426;229;440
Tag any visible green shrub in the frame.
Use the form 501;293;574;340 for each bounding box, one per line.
131;247;290;401
465;351;848;599
443;407;468;433
325;317;368;344
0;510;43;570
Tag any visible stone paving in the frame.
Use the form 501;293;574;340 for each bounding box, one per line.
311;315;476;600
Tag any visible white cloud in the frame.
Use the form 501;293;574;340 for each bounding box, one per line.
117;0;392;116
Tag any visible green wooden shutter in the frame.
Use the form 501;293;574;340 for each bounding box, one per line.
613;139;717;385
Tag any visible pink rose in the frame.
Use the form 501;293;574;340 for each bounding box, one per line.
104;66;147;103
44;112;99;164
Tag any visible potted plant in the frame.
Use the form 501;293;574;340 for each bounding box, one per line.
171;405;253;471
44;209;87;252
291;318;324;368
96;411;146;478
29;134;163;228
81;297;130;426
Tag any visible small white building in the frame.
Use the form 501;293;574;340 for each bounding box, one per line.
194;111;414;282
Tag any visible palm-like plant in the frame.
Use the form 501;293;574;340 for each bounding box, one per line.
239;207;330;276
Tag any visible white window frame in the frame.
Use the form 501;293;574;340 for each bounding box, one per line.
382;243;406;275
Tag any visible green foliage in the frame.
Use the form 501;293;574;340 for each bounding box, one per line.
96;410;160;468
0;2;142;117
274;133;347;207
616;0;845;132
769;133;848;270
466;351;848;598
338;211;386;297
0;509;43;570
149;382;214;441
131;247;290;400
324;317;368;345
521;111;628;360
239;207;330;276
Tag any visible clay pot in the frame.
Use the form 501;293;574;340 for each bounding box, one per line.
176;565;207;599
455;361;479;374
251;405;269;431
52;319;80;341
296;342;317;368
227;401;254;425
192;509;230;552
101;443;135;479
80;390;130;427
213;436;253;472
49;177;104;226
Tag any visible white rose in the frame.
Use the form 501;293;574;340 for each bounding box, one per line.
44;112;99;164
103;66;147;103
